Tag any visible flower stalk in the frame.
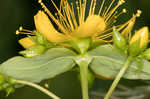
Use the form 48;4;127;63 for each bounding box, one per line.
79;61;89;99
104;56;133;99
15;80;60;99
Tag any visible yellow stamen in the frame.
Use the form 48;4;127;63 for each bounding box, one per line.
38;0;68;33
99;0;106;15
16;26;34;35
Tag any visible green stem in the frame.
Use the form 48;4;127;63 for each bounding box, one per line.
79;61;89;99
15;80;60;99
104;57;132;99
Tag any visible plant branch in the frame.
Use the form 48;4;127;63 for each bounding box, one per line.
104;57;132;99
15;80;60;99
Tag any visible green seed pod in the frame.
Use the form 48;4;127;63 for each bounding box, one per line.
141;48;150;60
113;27;127;52
0;73;6;85
129;27;149;56
5;86;15;96
19;45;46;58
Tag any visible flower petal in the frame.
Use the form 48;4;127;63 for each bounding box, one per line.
19;37;35;49
34;10;67;43
74;15;106;38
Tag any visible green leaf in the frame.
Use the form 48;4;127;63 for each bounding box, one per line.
0;48;76;83
88;45;150;80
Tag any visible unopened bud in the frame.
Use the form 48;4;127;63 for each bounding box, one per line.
113;27;127;52
129;27;149;56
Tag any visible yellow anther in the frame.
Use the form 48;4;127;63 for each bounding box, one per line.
118;0;125;5
16;30;20;35
136;10;142;17
38;0;42;3
44;83;49;88
19;26;23;31
122;9;127;13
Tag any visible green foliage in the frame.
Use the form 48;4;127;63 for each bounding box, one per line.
89;44;150;80
0;48;76;83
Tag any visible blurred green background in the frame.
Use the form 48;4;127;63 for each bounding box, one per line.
0;0;150;99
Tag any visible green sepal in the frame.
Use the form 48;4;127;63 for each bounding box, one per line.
19;45;47;58
141;48;150;60
70;37;92;54
89;40;106;50
129;39;147;57
113;27;127;53
32;31;55;49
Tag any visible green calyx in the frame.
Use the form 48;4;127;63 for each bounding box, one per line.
141;48;150;60
129;39;148;57
113;27;127;53
33;31;54;48
19;45;47;58
70;37;92;54
19;31;55;58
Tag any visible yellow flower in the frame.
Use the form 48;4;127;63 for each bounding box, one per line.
34;11;67;42
17;0;142;47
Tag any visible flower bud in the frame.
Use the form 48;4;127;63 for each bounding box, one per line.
129;27;149;56
5;87;15;96
113;27;127;52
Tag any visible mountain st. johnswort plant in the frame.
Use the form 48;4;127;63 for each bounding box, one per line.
1;0;150;99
